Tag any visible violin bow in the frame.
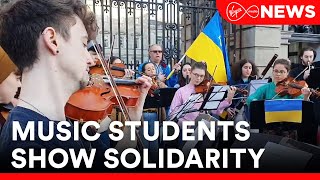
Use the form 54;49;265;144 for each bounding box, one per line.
92;38;131;122
92;39;145;151
293;61;311;81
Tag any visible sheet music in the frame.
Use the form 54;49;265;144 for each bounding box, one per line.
211;85;228;93
200;85;227;110
203;101;222;110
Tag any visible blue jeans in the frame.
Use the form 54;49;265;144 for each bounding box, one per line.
139;112;159;162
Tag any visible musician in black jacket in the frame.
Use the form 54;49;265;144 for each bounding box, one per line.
289;47;316;82
290;47;320;141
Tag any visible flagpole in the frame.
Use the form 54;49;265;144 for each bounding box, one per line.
166;54;186;80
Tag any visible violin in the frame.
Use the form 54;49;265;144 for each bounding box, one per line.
275;77;320;98
65;40;144;151
110;63;126;78
103;76;141;107
109;63;142;79
195;79;248;95
148;75;160;96
102;62;161;98
89;58;105;75
65;84;114;122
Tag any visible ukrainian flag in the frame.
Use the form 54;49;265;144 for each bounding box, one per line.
185;11;231;83
264;99;303;124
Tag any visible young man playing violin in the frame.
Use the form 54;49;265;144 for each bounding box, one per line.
289;47;316;81
0;0;151;169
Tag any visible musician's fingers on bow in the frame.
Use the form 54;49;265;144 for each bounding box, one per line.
303;68;311;80
135;76;152;90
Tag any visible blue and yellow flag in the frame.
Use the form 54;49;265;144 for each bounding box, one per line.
185;11;231;83
264;99;303;124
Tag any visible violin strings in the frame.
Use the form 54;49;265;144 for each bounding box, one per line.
92;40;130;122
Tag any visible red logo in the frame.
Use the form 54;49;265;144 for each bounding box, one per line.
226;2;259;22
217;0;320;24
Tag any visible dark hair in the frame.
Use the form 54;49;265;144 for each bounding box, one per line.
231;59;258;82
273;59;291;72
299;47;317;61
88;44;102;52
191;61;207;71
0;0;97;71
110;56;122;64
141;62;155;73
178;62;191;87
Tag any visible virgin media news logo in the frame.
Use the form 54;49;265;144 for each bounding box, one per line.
217;0;319;24
227;2;259;22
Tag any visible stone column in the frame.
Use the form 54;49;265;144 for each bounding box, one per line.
235;25;285;78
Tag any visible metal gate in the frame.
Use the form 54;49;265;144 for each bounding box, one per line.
85;0;217;69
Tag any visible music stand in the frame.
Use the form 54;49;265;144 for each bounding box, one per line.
249;79;269;96
162;92;203;149
250;100;317;145
155;88;178;122
167;92;204;122
199;85;228;111
157;88;178;107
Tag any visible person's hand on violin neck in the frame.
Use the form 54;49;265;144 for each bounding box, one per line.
135;75;152;95
301;87;311;101
226;86;237;103
227;107;236;118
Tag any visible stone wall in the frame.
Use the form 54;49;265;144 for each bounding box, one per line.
232;25;285;77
